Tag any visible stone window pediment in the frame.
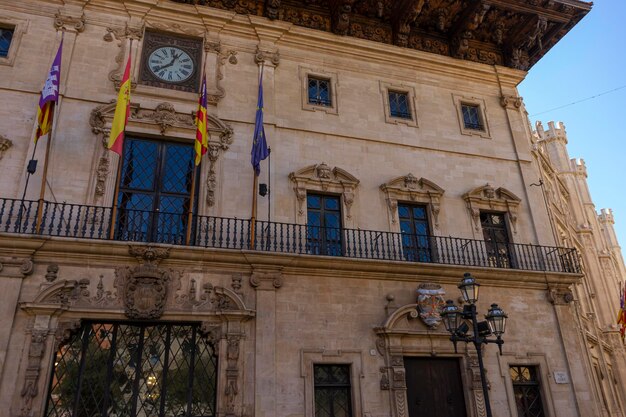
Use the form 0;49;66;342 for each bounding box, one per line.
289;162;360;226
463;183;521;233
88;101;233;209
380;173;444;229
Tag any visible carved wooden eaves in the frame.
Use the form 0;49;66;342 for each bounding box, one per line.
380;173;444;228
463;183;521;233
288;162;360;220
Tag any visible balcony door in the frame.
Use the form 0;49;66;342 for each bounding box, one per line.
116;137;196;244
398;204;431;262
307;193;342;256
480;212;512;268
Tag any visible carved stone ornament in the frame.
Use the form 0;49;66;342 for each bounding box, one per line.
104;24;144;90
53;11;85;33
120;264;170;319
288;163;360;222
500;95;523;109
380;174;444;228
254;45;280;67
463;183;521;233
45;264;59;282
548;286;575;305
19;328;49;417
0;134;13;160
0;256;34;278
415;283;446;329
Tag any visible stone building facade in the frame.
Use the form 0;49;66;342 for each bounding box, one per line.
0;1;624;417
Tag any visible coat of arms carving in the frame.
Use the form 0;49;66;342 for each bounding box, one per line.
416;283;446;329
123;265;170;319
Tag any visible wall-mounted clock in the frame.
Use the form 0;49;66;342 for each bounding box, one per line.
139;31;203;93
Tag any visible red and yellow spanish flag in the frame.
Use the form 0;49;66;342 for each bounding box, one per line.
194;74;208;165
35;40;63;143
108;51;132;155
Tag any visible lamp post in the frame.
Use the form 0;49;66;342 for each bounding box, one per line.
440;273;508;417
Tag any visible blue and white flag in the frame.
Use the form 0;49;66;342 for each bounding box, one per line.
251;68;269;176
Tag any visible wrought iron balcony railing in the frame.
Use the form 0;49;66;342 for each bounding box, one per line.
0;198;581;273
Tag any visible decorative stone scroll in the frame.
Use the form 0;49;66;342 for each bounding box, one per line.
463;183;521;233
19;328;49;417
53;11;85;33
380;173;444;228
548;285;575;305
104;23;144;90
289;163;360;226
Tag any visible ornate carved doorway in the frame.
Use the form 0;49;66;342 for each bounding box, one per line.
404;357;467;417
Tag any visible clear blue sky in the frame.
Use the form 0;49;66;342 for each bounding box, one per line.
519;0;626;252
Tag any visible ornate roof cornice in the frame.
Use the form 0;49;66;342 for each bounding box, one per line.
170;0;591;70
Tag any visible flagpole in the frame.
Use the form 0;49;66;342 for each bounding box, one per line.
268;147;271;223
108;39;133;240
34;113;56;234
185;165;199;245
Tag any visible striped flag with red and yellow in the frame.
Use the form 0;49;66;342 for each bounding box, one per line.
618;282;626;341
194;74;208;166
35;40;63;143
108;51;132;155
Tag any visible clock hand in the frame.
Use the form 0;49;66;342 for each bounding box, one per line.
154;53;180;73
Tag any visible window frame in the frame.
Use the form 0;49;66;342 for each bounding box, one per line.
380;81;418;127
0;18;27;67
0;26;14;58
306;192;344;257
313;364;353;417
397;203;434;262
509;365;547;417
114;136;199;244
497;354;556;417
301;349;363;417
452;93;491;138
480;210;514;269
300;66;339;115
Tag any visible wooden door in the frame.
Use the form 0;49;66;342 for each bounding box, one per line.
404;357;467;417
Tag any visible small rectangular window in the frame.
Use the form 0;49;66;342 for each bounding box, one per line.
510;365;545;417
0;27;14;58
461;103;484;130
314;364;352;417
388;91;411;119
308;76;332;107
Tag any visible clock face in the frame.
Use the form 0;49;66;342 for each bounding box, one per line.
147;46;195;83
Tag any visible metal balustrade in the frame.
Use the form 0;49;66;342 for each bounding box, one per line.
0;198;581;273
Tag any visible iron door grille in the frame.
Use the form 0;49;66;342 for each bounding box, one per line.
44;322;218;417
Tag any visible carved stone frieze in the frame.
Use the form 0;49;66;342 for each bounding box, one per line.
0;134;12;160
392;0;426;47
380;173;444;228
174;279;240;311
104;24;143;90
380;366;390;390
53;11;85;33
463;183;521;233
265;0;281;20
135;102;196;134
289;163;360;222
114;264;170;319
225;334;242;416
94;155;110;198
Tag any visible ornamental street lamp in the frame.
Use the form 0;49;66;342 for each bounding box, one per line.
440;273;508;417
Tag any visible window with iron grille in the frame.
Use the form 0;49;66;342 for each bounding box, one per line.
307;193;342;256
510;366;545;417
308;76;332;107
388;91;411;119
398;204;431;262
44;322;218;417
0;27;14;58
115;137;197;244
480;211;512;268
314;365;352;417
461;103;484;130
